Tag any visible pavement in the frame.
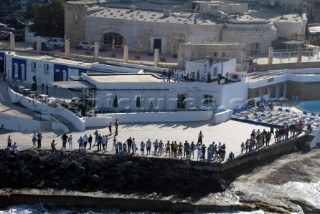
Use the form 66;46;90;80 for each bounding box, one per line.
0;119;273;160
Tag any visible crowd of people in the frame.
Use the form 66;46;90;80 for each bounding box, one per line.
162;69;229;84
4;118;304;163
240;124;302;154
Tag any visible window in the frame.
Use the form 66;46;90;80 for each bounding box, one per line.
44;64;49;71
31;62;36;69
204;95;213;105
103;33;123;46
213;67;218;76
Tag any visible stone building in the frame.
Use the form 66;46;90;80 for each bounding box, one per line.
64;0;307;57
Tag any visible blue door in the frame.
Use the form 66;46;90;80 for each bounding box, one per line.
54;64;68;81
12;58;26;80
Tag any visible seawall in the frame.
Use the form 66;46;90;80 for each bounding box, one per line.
0;134;313;211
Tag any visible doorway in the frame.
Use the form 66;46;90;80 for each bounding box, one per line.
177;94;186;109
153;39;162;53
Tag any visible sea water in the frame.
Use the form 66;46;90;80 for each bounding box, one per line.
1;181;319;214
0;204;266;214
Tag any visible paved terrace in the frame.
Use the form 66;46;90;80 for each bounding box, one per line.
0;119;275;161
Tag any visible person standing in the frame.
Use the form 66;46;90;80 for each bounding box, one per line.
32;132;37;148
201;144;206;161
165;141;171;157
94;130;99;146
115;119;119;136
88;134;92;150
61;133;68;149
158;140;164;156
167;70;171;82
190;141;196;159
7;135;12;149
140;141;145;155
97;134;102;151
132;138;136;154
12;143;18;159
68;134;73;151
108;122;113;135
197;131;204;145
241;142;244;154
102;135;106;151
126;137;133;153
83;134;88;149
78;136;83;152
197;144;202;161
115;140;119;154
153;139;159;156
37;131;42;148
51;140;57;154
113;137;117;150
146;139;152;155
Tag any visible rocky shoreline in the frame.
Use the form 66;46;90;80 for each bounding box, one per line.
0;149;226;195
0;134;318;213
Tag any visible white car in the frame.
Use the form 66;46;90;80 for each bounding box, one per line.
77;41;94;50
46;37;64;48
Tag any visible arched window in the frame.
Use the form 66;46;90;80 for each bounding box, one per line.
103;33;123;46
221;52;226;57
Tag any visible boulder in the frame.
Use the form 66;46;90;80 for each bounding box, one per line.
90;174;100;183
45;157;60;169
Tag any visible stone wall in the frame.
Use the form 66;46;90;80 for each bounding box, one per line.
222;23;277;54
221;134;313;178
177;43;246;69
252;61;320;71
286;80;320;100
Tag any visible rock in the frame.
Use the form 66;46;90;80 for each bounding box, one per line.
29;165;44;175
22;150;39;161
31;155;41;165
91;174;100;183
56;165;66;175
18;170;33;185
45;157;60;169
138;158;153;167
45;180;59;188
8;161;20;170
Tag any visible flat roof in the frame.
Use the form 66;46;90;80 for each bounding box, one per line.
88;74;162;83
89;8;218;25
189;58;229;63
11;52;92;67
49;81;94;89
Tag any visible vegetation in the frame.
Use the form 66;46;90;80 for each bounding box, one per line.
30;0;64;37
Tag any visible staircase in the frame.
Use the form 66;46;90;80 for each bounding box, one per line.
51;114;78;132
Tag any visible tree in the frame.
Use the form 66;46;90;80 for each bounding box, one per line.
30;0;64;38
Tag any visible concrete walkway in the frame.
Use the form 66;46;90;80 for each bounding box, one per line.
0;120;273;160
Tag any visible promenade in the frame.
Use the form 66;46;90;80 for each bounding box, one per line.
0;119;271;159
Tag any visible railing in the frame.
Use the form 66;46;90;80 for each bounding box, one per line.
273;49;320;63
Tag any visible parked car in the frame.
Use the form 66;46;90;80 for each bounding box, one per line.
77;41;94;50
33;42;54;51
46;37;64;48
0;31;10;40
